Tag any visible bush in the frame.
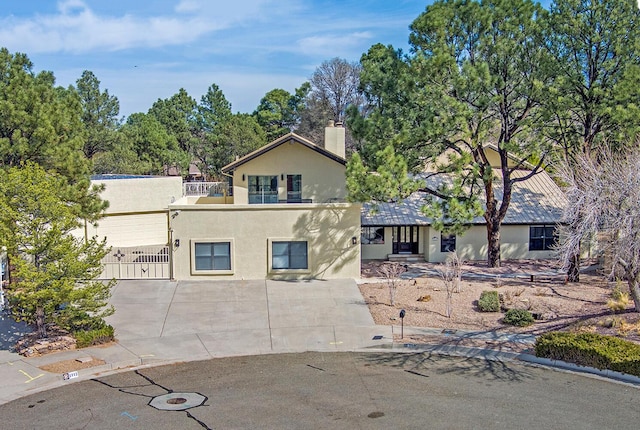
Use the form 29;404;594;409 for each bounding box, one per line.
74;325;115;348
535;332;640;377
478;290;500;312
503;308;535;327
607;282;630;312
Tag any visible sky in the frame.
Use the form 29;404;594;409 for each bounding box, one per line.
0;0;431;117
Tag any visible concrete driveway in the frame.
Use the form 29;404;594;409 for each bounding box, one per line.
105;278;385;361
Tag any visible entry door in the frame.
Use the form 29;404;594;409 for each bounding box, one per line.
392;226;419;254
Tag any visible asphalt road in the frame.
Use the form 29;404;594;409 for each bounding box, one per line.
1;352;638;430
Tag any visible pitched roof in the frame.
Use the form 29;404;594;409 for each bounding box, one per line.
221;132;346;173
362;169;566;226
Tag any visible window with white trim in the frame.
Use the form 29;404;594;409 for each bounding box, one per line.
272;241;308;270
193;241;232;273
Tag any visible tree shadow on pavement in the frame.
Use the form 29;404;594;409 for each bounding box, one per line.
0;312;32;351
358;351;534;383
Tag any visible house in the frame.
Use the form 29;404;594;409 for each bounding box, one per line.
168;123;362;280
361;161;567;263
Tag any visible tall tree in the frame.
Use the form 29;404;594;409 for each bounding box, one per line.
348;0;552;267
0;48;105;221
546;0;640;161
191;84;233;179
148;88;198;153
74;70;121;160
0;163;114;338
254;86;308;142
309;57;363;123
545;0;640;281
118;113;188;175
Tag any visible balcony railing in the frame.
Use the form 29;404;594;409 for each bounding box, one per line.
183;182;230;197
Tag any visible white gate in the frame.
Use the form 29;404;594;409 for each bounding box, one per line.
99;245;170;280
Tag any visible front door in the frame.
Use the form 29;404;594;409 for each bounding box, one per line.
392;226;419;254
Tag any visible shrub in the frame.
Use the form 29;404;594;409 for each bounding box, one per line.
535;332;640;377
503;309;535;327
478;290;500;312
74;325;115;348
607;283;630;312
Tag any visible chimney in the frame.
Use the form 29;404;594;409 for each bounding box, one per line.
324;120;345;158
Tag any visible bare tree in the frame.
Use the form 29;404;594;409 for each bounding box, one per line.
439;252;463;318
557;145;640;312
378;262;407;306
310;58;363;123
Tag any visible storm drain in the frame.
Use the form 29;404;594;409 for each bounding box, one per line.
148;392;207;411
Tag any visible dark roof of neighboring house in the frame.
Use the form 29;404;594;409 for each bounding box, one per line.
362;169;566;226
221;132;346;173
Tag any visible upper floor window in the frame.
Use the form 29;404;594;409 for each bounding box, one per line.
248;175;278;204
529;225;557;251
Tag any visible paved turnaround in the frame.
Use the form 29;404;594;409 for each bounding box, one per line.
1;278;639;427
0;279;388;404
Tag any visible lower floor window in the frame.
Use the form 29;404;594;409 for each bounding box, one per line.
272;241;308;269
361;226;385;244
441;234;456;252
529;225;557;251
194;242;231;270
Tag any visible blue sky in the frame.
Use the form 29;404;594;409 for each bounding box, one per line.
0;0;430;117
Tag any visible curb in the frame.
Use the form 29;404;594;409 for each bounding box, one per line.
358;341;640;387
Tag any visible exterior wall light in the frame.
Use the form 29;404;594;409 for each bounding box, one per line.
351;237;357;245
174;239;180;248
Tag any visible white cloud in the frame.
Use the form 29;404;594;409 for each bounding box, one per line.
0;0;272;54
295;31;374;57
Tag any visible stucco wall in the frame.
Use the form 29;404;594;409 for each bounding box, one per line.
231;142;347;204
72;176;181;247
169;202;361;280
95;176;183;214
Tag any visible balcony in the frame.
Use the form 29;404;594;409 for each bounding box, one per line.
183;182;230;197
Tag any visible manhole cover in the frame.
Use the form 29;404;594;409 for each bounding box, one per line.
149;392;207;411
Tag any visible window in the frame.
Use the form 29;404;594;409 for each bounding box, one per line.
441;234;456;252
193;241;232;274
248;175;278;204
361;227;385;244
287;174;302;202
272;241;308;270
529;225;557;251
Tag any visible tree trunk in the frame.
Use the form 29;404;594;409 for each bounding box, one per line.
629;274;640;313
36;306;47;339
567;252;580;282
487;220;501;268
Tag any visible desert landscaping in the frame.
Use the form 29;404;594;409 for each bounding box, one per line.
359;259;640;352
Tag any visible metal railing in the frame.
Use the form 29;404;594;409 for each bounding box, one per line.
183;182;230;196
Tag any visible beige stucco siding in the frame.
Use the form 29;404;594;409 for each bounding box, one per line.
426;224;556;262
231;143;347;204
170;202;361;280
95;176;183;213
361;227;394;260
85;213;169;247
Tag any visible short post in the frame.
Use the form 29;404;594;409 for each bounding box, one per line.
399;309;406;339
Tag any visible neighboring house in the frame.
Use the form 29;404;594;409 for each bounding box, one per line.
361;156;567;263
168;123;362;280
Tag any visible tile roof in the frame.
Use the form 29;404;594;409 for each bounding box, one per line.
362;169;566;226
